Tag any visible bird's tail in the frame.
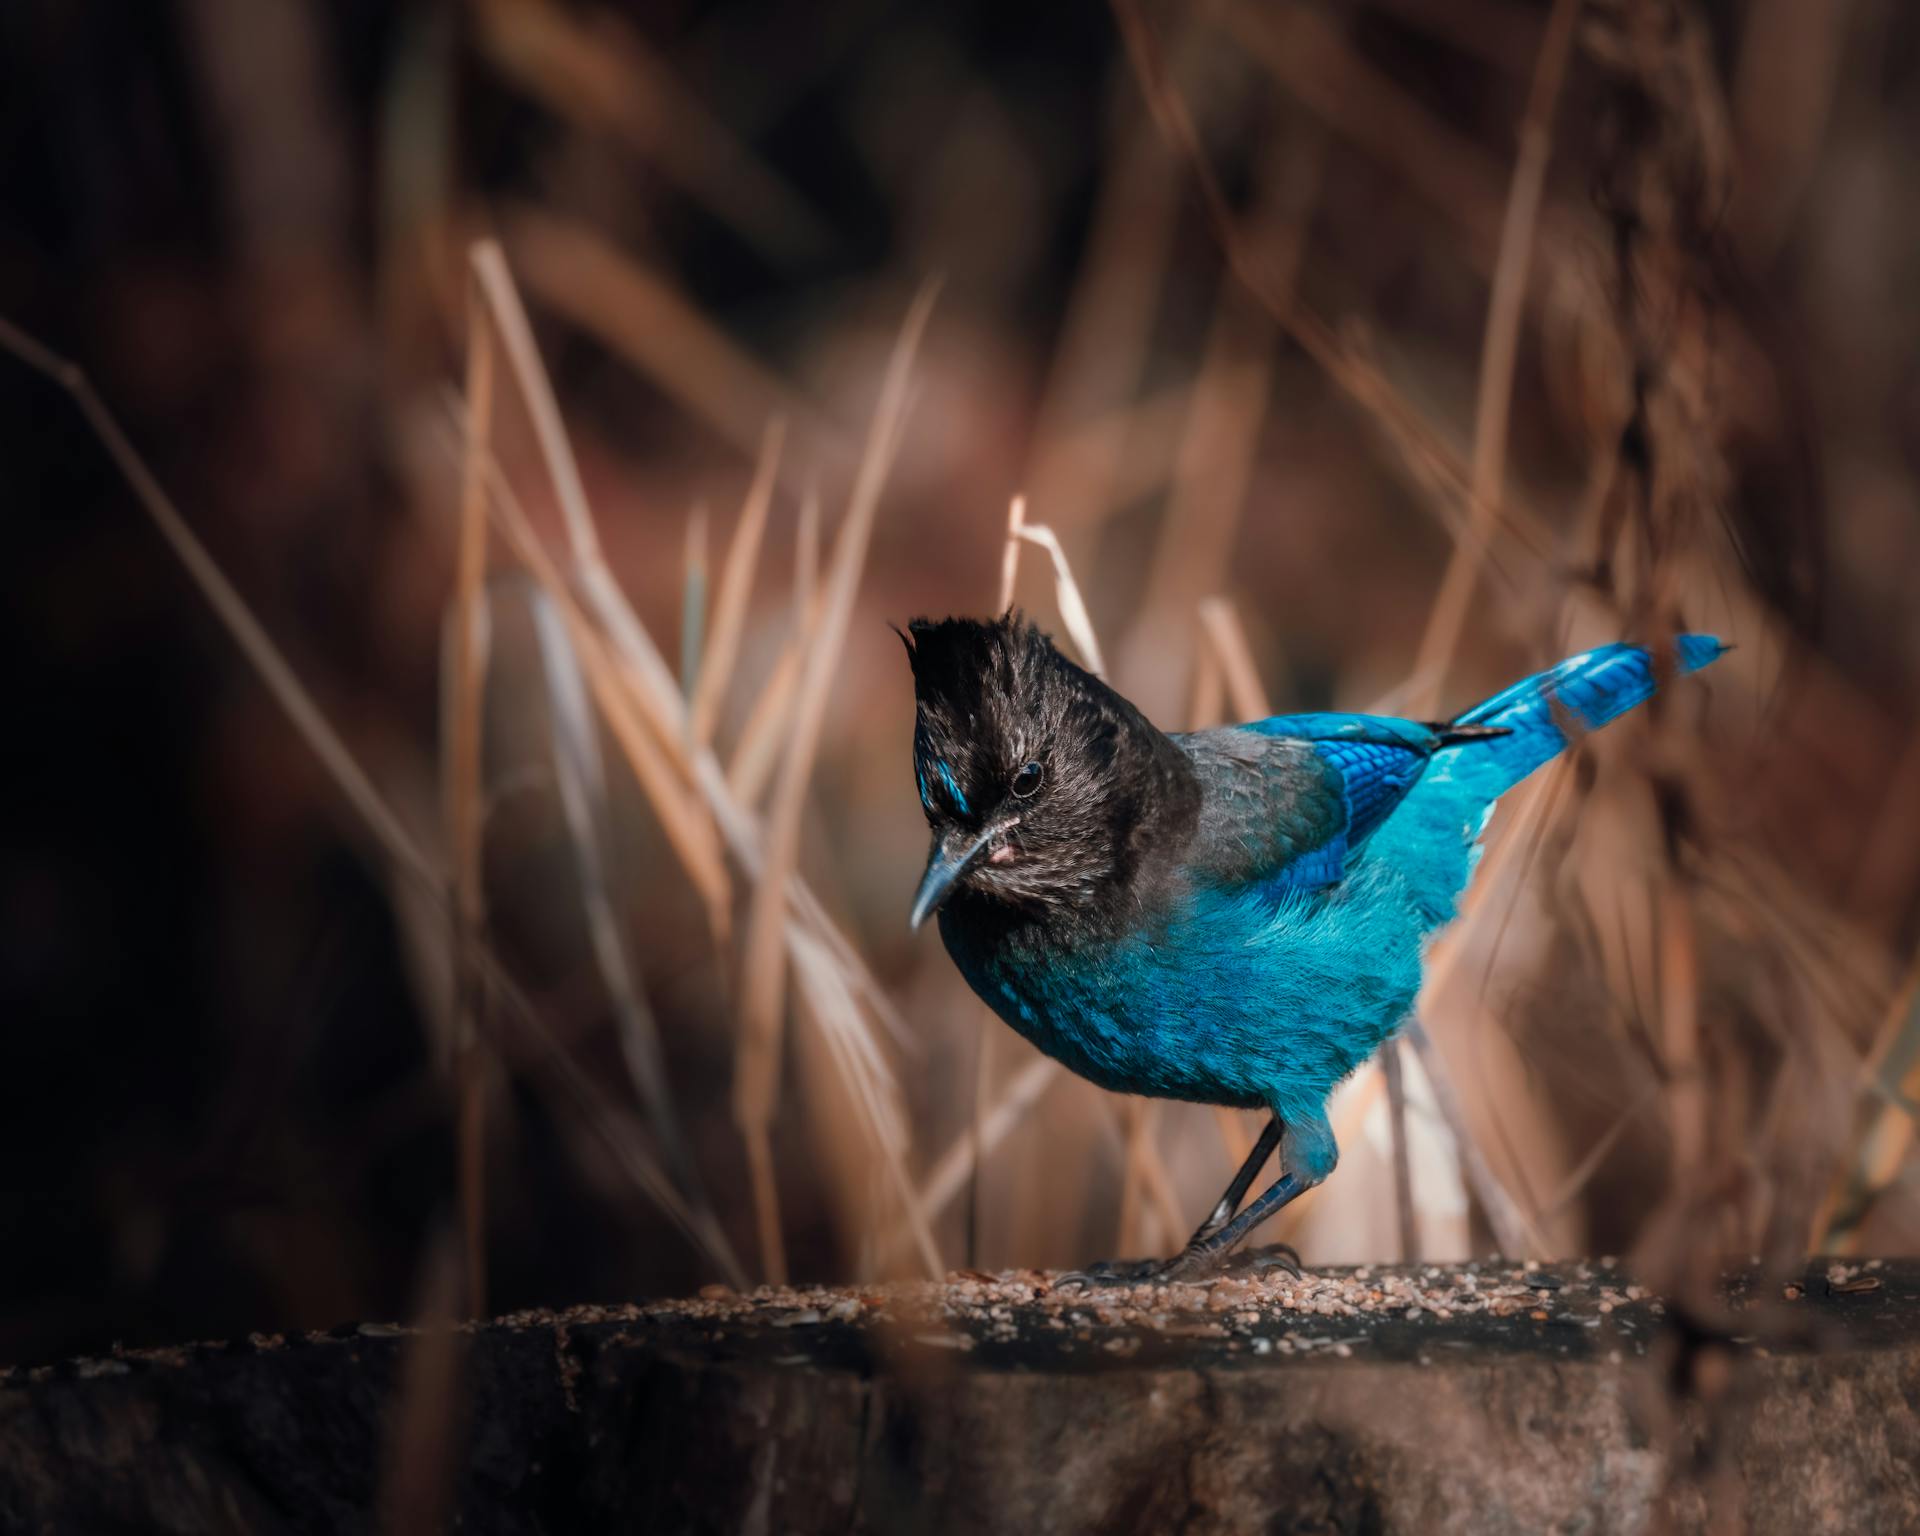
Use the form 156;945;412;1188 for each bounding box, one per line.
1445;633;1726;795
1364;635;1725;933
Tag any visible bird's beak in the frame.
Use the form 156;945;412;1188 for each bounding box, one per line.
909;823;1004;931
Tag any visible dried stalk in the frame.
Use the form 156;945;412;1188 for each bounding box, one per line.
1110;0;1553;572
689;421;785;746
467;240;733;945
1015;519;1106;676
1196;597;1273;719
506;208;846;478
1410;0;1582;712
0;313;745;1285
998;494;1027;612
734;282;940;1279
448;278;496;1316
680;502;709;702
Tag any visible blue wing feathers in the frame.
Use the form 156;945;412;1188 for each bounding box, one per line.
1312;738;1431;845
1209;635;1722;909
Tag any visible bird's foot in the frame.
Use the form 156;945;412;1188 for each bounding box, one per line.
1240;1241;1305;1279
1052;1257;1170;1290
1153;1239;1303;1284
1053;1241;1302;1291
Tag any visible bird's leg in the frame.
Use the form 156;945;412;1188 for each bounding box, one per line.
1056;1113;1292;1290
1155;1111;1339;1283
1187;1113;1283;1246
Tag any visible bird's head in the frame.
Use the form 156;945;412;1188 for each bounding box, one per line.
899;613;1186;930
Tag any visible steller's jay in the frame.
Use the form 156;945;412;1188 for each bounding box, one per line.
902;613;1723;1281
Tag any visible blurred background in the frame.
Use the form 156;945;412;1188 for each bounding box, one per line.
4;0;1918;1367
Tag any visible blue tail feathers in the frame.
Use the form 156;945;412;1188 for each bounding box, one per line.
1362;634;1724;933
1446;634;1725;798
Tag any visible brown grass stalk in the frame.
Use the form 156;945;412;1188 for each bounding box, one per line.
794;480;820;617
1018;40;1187;536
0;313;747;1285
522;585;738;1269
506;209;847;480
1409;0;1582;713
680;501;709;701
0;317;440;892
1015;519;1106;676
468;239;734;945
998;494;1027;613
1379;1039;1419;1262
734;281;940;1280
690;420;785;746
1196;596;1273;720
1812;952;1920;1253
468;252;920;1111
448;274;496;1317
726;638;808;808
472;0;831;268
1110;0;1554;574
377;1230;465;1535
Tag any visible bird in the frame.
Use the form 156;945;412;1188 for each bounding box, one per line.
901;612;1723;1281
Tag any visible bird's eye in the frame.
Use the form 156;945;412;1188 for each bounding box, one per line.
1011;760;1044;799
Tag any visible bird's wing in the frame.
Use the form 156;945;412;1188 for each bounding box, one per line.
1176;714;1460;893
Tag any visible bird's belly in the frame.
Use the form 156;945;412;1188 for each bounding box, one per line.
940;881;1425;1116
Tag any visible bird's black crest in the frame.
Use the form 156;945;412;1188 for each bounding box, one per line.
904;612;1078;718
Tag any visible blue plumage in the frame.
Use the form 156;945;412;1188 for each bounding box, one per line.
905;618;1724;1275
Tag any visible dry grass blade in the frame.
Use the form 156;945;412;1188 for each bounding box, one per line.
735;281;941;1279
1402;1018;1541;1256
1108;0;1553;575
788;925;941;1276
690;420;785;746
1016;520;1106;676
471;0;831;268
1812;954;1920;1252
1097;1096;1184;1248
0;314;746;1284
378;1229;465;1536
722;483;819;803
1410;0;1582;712
441;389;917;1085
1380;1040;1420;1261
447;278;496;1316
794;479;820;616
998;494;1027;612
726;639;807;808
1196;596;1272;719
681;502;709;702
468;239;733;944
1540;1080;1658;1226
918;1056;1061;1231
523;584;742;1279
0;318;438;890
469;240;601;565
506;209;847;479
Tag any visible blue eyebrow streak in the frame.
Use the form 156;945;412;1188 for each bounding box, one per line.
936;759;970;815
916;768;935;812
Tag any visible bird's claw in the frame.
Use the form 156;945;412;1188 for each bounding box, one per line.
1243;1241;1304;1278
1053;1257;1168;1291
1053;1241;1303;1290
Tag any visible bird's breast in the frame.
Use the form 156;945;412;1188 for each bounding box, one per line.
936;873;1426;1113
